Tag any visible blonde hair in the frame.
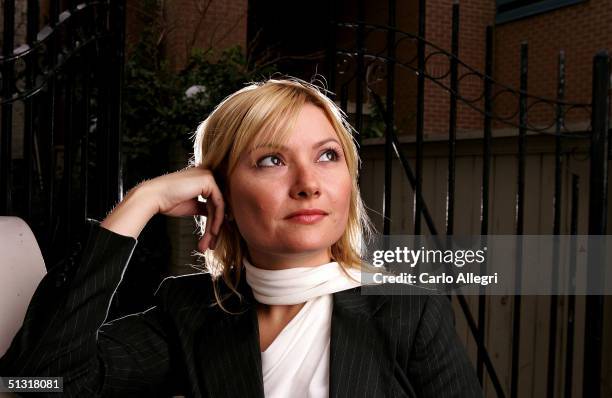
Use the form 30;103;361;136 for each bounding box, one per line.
191;76;374;310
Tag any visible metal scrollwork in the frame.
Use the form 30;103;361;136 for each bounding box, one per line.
331;21;594;137
0;1;111;106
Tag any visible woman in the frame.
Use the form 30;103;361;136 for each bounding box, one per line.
0;77;483;397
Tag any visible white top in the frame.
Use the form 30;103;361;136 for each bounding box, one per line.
260;295;332;398
243;258;362;398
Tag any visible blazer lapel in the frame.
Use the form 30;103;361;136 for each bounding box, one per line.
329;288;394;398
195;281;265;398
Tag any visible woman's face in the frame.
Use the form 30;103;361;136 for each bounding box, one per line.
228;102;352;270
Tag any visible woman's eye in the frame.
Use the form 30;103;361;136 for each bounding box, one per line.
318;149;339;162
256;149;340;167
257;155;283;167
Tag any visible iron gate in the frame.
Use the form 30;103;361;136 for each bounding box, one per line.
326;1;611;397
0;0;125;269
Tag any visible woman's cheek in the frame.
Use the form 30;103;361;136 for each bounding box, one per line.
337;174;352;211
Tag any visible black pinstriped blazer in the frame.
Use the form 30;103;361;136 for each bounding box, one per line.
0;220;483;397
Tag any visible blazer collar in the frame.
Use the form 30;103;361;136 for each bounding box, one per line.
195;276;391;398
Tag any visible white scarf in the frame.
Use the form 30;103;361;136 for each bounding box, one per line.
243;258;362;305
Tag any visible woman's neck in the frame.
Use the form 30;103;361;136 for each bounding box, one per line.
256;301;306;352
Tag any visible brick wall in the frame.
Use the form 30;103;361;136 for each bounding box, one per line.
162;0;248;71
125;0;148;56
493;0;611;132
347;0;610;137
126;0;247;70
425;0;496;137
424;0;611;136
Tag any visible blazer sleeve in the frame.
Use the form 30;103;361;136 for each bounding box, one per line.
406;294;484;398
0;220;185;397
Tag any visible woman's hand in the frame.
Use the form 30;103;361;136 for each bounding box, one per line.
146;167;225;251
101;166;225;252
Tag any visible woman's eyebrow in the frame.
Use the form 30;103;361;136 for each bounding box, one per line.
248;138;341;153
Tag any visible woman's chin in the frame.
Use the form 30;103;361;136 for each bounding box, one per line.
275;238;337;256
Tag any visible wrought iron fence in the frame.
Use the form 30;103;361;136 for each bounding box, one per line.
0;0;125;269
326;1;610;397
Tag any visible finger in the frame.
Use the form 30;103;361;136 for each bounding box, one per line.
198;235;209;252
210;234;218;250
206;184;225;236
177;199;209;217
159;199;208;218
201;201;217;251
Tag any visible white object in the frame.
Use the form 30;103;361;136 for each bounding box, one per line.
0;217;46;357
243;258;363;398
185;85;208;99
243;258;361;305
260;294;332;398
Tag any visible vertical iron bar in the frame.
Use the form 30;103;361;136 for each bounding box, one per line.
383;0;396;235
609;126;612;161
326;0;337;100
94;1;110;219
447;2;458;236
444;0;458;304
355;0;365;150
564;174;579;398
63;0;77;255
478;24;494;385
455;290;507;398
93;0;113;308
23;0;40;222
340;84;349;115
547;49;565;398
511;41;528;398
44;0;60;255
1;0;16;215
96;54;109;219
583;50;610;398
81;48;92;222
108;0;126;205
415;0;425;235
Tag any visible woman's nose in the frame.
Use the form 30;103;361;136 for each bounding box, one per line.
289;162;321;199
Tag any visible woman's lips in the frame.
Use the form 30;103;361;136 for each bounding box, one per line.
285;209;328;224
286;214;327;224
